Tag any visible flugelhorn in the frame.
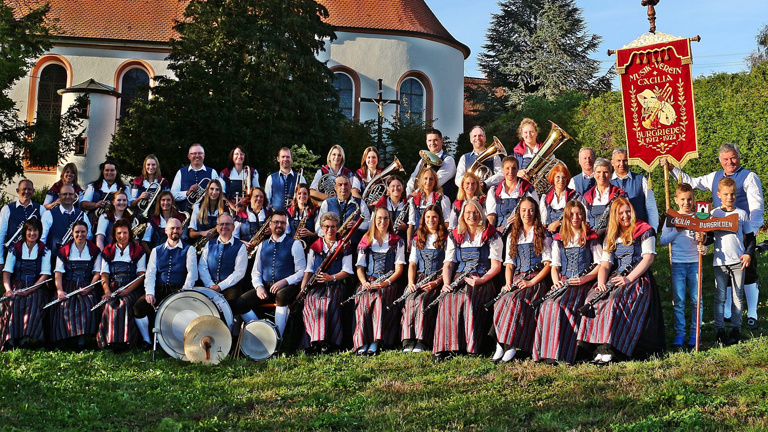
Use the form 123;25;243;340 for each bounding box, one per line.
361;157;404;205
138;181;162;219
187;178;212;206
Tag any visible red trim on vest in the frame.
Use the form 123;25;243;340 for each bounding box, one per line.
632;221;653;239
12;240;47;256
49;181;83;195
494;179;533;197
358;233;402;250
545;188;578;205
101;241;145;263
451;224;497;244
583;185;625;205
512;140;542;157
414;191;441;207
57;240;101;263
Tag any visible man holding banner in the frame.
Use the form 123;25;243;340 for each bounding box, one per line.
662;144;764;329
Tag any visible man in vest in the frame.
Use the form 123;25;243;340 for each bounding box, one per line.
663;143;764;329
454;126;503;191
264;147;307;211
610;148;659;229
236;210;306;337
315;175;370;238
197;213;247;309
406;128;457;198
41;184;92;254
170;143;221;212
568;147;597;196
133;218;198;350
0;179;45;265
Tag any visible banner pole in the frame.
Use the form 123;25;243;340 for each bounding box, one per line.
696;238;703;352
664;163;673;265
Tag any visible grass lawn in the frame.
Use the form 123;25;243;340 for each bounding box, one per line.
1;245;767;431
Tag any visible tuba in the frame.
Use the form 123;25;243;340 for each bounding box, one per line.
415;150;443;181
138;181;162;219
525;121;572;196
361;157;405;205
467;137;507;183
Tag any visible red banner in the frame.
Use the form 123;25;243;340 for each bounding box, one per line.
617;37;698;171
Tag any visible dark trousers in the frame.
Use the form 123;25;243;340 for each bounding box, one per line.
235;283;299;314
133;284;180;319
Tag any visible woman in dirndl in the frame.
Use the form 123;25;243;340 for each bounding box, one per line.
448;172;487;230
577;197;663;364
401;205;447;354
97;219;146;351
490;197;551;363
433;199;502;360
50;220;102;349
95;190;134;250
406;168;451;247
287;183;317;252
534;200;601;365
539;163;580;237
300;212;354;354
352;207;405;355
0;219;52;349
374;176;408;242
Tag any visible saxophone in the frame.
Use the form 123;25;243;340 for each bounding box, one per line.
247;215;273;259
337;200;361;237
293;210;309;249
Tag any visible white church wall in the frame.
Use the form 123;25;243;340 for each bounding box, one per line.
327;31;465;148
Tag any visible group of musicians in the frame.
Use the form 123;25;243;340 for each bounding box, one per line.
0;118;761;364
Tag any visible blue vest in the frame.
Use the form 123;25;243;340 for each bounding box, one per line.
415;247;445;274
195;207;219;232
712;167;753;213
178;167;214;211
496;196;520;228
6;203;43;241
462;152;495;174
14;253;44;285
361;241;401;278
453;235;493;275
149;219;168;247
260;237;298;284
154;244;191;286
237;210;266;239
109;261;138;286
611;172;649;223
571;173;596;196
288;211;316;236
586;203;607;229
326;197;361;221
613;228;654;271
47;209;84;250
310;245;349;276
205;239;244;284
513;243;542;272
438;153;456;199
558;241;595;278
64;259;95;282
269;171;298;211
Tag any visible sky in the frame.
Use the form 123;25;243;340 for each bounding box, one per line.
426;0;768;87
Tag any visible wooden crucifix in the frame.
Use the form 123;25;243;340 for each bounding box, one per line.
666;205;739;352
360;78;399;159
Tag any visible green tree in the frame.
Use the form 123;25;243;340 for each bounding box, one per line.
746;24;768;70
0;3;83;185
471;0;610;114
109;0;341;176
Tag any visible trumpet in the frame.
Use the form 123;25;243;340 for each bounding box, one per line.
93;192;115;218
361;157;404;205
247;215;273;259
286;168;303;210
137;181;163;219
4;208;39;247
186;178;211;206
467;137;506;183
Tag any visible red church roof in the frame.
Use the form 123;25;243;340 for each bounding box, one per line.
11;0;468;56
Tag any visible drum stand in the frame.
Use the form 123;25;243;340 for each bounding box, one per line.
233;321;246;360
152;328;159;362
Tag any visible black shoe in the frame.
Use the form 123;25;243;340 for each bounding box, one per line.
724;317;731;323
319;342;331;354
716;329;729;345
729;328;741;345
433;352;448;362
747;317;759;330
138;341;152;352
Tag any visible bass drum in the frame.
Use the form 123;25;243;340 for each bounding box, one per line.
154;288;233;360
240;320;282;361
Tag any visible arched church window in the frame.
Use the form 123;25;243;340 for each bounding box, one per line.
36;64;67;121
333;72;354;119
399;77;424;121
119;68;150;120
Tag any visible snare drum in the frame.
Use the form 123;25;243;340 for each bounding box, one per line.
240;320;282;360
155;288;233;360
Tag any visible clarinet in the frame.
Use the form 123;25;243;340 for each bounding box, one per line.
593;197;617;232
577;260;639;315
386;268;442;311
500;200;521;238
530;263;598;308
425;264;477;311
392;197;410;231
0;278;52;303
90;274;145;311
340;270;395;306
43;279;103;309
482;262;544;310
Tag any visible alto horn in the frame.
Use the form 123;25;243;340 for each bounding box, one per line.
361;157;405;205
525;121;572;195
467;137;507;183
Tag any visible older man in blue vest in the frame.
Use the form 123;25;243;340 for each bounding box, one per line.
663;143;764;329
133;218;198;349
236;210;306;337
568;147;596;196
0;179;45;265
197;213;247;309
171;143;221;212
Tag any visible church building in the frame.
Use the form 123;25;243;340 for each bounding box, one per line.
7;0;468;187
